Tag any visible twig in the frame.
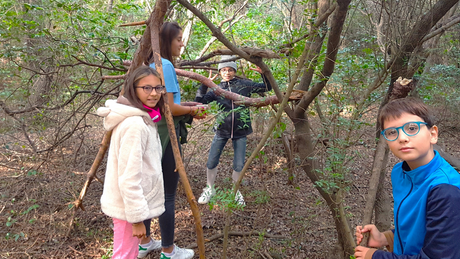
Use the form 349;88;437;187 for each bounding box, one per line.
72;55;126;72
119;20;147;27
185;231;288;249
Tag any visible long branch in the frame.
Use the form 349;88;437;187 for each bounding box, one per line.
421;14;460;43
294;0;352;117
0;86;117;115
175;69;302;106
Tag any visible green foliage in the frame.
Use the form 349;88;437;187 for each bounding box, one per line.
21;204;39;215
208;186;245;212
419;64;460;107
248;190;270;204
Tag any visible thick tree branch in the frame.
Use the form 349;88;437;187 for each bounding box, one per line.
198;15;245;58
176;0;288;116
119;20;147;27
421;14;460;43
402;0;459;54
175;69;302;106
294;0;352;117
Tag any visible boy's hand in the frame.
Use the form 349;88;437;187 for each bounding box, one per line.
354;246;370;259
208;70;218;81
355;225;388;247
132;222;146;238
249;66;263;74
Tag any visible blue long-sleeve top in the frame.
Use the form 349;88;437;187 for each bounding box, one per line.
372;151;460;259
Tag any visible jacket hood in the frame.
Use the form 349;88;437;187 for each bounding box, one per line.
97;96;150;131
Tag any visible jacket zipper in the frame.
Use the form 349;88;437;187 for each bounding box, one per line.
229;82;234;139
395;172;413;255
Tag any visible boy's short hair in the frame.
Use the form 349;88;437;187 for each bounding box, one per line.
379;97;434;131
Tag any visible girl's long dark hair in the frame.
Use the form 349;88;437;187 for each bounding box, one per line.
146;22;182;66
123;66;165;114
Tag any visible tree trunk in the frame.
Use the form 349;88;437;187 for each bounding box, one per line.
107;0;113;12
30;69;53;106
374;148;392;233
294;116;355;258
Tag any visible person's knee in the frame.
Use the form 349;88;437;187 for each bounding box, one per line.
207;160;219;170
233;163;244;172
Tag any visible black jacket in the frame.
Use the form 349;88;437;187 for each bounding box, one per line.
195;75;272;139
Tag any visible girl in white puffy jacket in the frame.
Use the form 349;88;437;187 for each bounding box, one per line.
97;66;166;259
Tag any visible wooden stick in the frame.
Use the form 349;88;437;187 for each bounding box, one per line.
147;1;205;258
119;20;147;27
73;130;112;211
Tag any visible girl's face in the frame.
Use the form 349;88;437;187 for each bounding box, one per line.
135;74;162;108
171;30;184;57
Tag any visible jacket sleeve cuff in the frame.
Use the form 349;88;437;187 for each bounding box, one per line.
383;230;394;252
365;248;377;259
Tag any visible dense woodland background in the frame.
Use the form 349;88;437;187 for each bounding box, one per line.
1;0;460;258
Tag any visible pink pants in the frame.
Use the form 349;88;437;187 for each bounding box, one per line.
112;218;139;259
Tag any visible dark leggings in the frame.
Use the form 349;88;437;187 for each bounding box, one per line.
143;140;179;248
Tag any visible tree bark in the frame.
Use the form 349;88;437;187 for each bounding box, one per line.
294;0;352;117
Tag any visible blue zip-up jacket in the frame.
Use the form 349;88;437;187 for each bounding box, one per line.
372;151;460;259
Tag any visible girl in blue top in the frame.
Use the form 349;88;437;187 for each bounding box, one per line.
138;22;205;259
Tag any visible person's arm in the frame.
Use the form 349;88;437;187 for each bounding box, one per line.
168;92;199;116
247;67;272;93
195;70;218;104
161;61;204;117
195;84;216;105
362;184;460;259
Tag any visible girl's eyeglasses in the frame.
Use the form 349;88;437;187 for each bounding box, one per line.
381;121;428;141
136;85;166;94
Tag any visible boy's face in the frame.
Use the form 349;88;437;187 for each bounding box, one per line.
219;67;235;82
383;112;438;170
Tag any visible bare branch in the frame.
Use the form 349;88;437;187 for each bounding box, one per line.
279;3;337;51
422;14;460;43
198;15;245;58
71;55;127;72
118;20;147;27
0;86;118;116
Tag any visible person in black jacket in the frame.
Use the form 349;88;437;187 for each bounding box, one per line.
195;55;272;205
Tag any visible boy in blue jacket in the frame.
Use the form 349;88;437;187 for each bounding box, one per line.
355;97;460;259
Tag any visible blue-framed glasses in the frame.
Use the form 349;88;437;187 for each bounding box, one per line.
381;121;428;141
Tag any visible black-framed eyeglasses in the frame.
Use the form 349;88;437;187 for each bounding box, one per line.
135;85;166;94
220;69;235;73
381;121;428;141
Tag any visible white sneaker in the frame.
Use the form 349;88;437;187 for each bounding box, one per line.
235;190;246;206
160;245;194;259
138;238;161;258
197;186;215;204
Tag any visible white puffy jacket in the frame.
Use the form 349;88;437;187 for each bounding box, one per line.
97;97;165;223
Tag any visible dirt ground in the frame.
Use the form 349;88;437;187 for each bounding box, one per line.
0;109;459;259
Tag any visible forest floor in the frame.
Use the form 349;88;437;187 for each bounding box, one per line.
0;109;459;259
